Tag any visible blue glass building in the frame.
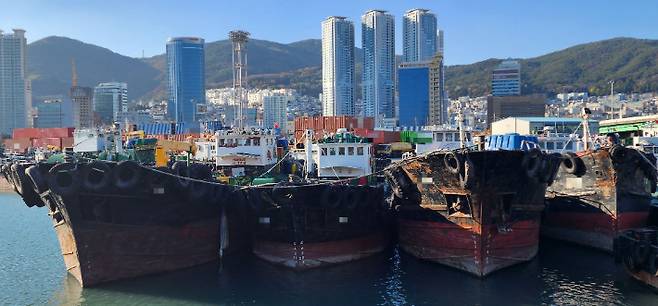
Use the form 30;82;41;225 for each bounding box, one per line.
166;37;205;124
398;64;429;127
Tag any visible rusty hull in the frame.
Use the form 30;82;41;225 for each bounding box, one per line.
386;150;556;277
544;147;655;252
3;162;247;287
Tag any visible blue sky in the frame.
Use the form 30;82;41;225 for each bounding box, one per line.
2;0;658;65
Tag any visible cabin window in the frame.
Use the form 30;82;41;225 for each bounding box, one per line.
219;139;225;146
546;142;555;150
563;142;573;151
435;133;443;141
357;147;364;155
211;145;216;150
253;138;260;146
321;148;328;156
555;142;563;150
339;147;345;155
446;133;453;141
454;133;460;141
466;132;471;141
348;147;354;155
245;138;251;146
329;148;336;155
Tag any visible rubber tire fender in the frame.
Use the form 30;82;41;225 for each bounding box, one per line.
48;163;80;197
10;163;27;195
561;152;583;175
82;161;112;192
112;160;143;190
444;152;461;174
171;161;191;189
522;148;542;179
25;165;48;194
321;185;346;209
609;144;625;161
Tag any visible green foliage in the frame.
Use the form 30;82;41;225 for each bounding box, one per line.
445;37;658;97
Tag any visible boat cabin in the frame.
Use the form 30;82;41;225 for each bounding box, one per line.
215;129;277;167
312;130;372;178
415;128;473;154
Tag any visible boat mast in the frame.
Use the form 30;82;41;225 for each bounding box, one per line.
581;107;591;151
304;129;315;179
457;99;466;149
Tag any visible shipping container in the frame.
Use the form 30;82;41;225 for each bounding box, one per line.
3;138;31;153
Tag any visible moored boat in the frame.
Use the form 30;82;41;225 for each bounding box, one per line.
385;141;561;276
1;159;243;287
543;110;657;252
245;129;390;269
615;228;658;289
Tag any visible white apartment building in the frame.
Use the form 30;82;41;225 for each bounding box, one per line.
321;16;355;116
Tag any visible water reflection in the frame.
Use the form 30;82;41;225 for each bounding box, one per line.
2;192;657;306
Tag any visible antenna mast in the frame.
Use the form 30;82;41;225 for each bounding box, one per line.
229;30;250;129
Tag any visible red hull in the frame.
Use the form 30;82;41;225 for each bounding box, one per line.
253;232;389;270
542;211;649;252
398;218;540;277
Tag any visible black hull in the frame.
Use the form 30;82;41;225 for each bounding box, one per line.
244;183;391;269
2;161;247;287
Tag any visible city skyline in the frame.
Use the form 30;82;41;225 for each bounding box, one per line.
2;0;658;65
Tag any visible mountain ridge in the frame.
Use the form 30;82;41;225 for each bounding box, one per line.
26;36;658;102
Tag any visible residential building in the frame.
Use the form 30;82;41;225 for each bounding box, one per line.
437;29;444;56
166;37;205;124
0;29;28;135
263;95;288;130
429;54;448;125
321;16;355;116
402;9;437;62
362;10;395;125
486;94;546;127
492;59;521;96
491;117;597;136
93;82;128;125
398;62;429;127
71;86;93;128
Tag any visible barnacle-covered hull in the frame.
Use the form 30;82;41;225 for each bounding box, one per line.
544;147;656;252
245;183;390;270
386;150;559;277
1;161;246;287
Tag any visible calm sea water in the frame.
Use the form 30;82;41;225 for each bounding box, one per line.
0;192;656;306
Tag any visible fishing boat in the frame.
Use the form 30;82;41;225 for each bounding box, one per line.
615;228;658;289
245;129;390;270
384;107;561;277
543;109;657;252
0;127;245;287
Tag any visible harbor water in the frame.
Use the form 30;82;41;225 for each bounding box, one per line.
0;193;656;306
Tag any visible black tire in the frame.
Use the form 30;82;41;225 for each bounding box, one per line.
609;144;625;161
25;165;48;194
48;163;80;197
561;152;585;176
522;149;542;179
321;185;345;209
81;161;112;192
444;152;461;174
171;161;191;189
112;160;143;190
10;164;26;195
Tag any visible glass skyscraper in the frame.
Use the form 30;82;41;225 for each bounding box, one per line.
321;16;355;116
402;9;438;62
166;37;205;124
93;82;128;125
0;29;28;135
361;10;395;124
492;59;521;96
